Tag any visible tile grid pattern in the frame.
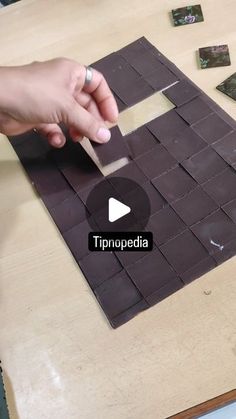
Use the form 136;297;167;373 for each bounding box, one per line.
9;37;236;328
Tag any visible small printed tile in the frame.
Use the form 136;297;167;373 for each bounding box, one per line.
125;126;158;158
163;80;200;106
182;147;227;183
192;113;233;144
92;125;130;165
148;206;185;245
135;144;176;179
180;256;216;284
160;127;206;162
126;248;178;298
222;198;236;223
160;230;208;274
49;194;88;233
172;186;218;226
191;209;236;254
202;168;236;205
79;252;122;289
212;131;236;165
145;277;184;306
152;166;196;203
172;4;204;26
63;217;98;261
94;270;142;320
216;72;236;101
199;45;231;69
176;96;213;124
147;109;188;142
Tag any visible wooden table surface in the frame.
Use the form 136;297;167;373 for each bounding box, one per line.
0;1;236;418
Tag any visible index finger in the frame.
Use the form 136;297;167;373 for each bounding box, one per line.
82;67;119;123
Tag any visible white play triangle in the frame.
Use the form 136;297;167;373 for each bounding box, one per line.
108;197;131;223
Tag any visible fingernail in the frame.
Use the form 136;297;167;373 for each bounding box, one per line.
54;136;63;147
97;127;111;143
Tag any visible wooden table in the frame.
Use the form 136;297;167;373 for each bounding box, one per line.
0;1;236;418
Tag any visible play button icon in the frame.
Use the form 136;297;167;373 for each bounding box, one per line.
86;176;151;232
108;198;131;222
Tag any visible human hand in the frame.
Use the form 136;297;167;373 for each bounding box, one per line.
0;58;118;147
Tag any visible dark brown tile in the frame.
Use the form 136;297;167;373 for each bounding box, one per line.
125;126;158;158
191;209;236;254
94;270;143;319
176;96;213;124
108;161;148;194
125;181;166;216
182;147;227;183
222;198;236;223
115;245;156;268
163;80;200;106
79;252;122;289
147;109;188;142
212;131;236;165
160;127;206;162
146;277;184;306
148;206;185;245
135;144;176;179
126;248;178;297
111;299;149;328
63;217;98;261
145;66;178;91
92;126;130;165
152;166;196;203
171;186;218;226
180;256;216;284
192;113;233;144
202;168;236;205
49;194;88;233
160;230;208;274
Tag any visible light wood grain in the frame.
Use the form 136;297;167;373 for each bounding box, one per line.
0;1;236;419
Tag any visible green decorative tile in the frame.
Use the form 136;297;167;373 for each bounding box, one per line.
172;4;204;26
199;45;231;69
216;73;236;101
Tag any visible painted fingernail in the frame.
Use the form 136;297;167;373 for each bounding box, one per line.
97;127;111;143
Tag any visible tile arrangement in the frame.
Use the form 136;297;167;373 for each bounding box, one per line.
9;37;236;328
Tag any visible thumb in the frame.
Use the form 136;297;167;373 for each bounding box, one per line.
63;99;111;144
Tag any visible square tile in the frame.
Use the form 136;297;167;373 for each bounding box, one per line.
111;300;149;328
191;209;236;254
199;45;231;69
152;166;196;203
94;270;142;319
92;125;130;165
163;80;200;106
160;230;208;274
192;113;233;144
124;181;166;218
182;147;227;183
63;217;98;261
147;109;188;142
49;194;88;233
212;131;236;165
145;66;178;91
216;72;236;101
120;48;167;77
108;161;148;195
117;76;154;106
180;256;216;284
172;4;204;26
126;248;178;297
222;198;236;223
145;277;184;306
148;206;185;245
202;168;236;205
135;144;176;179
160;127;206;162
125;126;158;158
176;96;213;124
172;186;218;226
115;245;156;268
79;252;122;289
